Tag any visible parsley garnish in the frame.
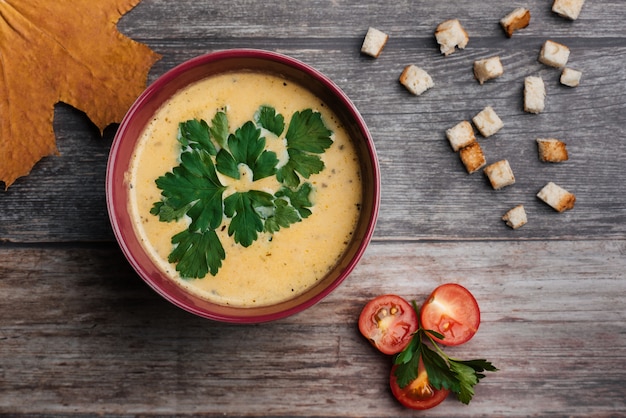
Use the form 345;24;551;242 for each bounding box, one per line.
149;105;332;279
394;302;498;405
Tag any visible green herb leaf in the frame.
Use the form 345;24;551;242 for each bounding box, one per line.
276;109;333;187
392;304;498;405
256;105;285;136
222;121;278;181
178;119;217;155
224;190;274;247
264;198;301;233
152;149;226;232
285;109;333;153
275;183;314;219
169;229;225;278
277;149;325;188
210;111;229;149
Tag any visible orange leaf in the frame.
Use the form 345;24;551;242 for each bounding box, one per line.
0;0;161;188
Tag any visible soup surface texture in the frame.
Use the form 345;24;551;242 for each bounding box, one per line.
128;71;362;307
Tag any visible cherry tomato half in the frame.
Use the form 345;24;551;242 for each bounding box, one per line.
390;358;450;410
420;283;480;346
358;295;418;355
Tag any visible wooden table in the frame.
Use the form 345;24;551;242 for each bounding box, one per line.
2;0;625;416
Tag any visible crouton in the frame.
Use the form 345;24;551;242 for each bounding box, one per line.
459;142;486;174
537;182;576;212
560;67;582;87
524;76;546;114
399;65;434;96
537;138;569;162
500;8;531;37
539;40;570;68
435;19;469;56
552;0;585;20
472;106;504;138
484;159;515;190
502;205;528;229
446;121;476;152
361;27;389;58
474;56;504;84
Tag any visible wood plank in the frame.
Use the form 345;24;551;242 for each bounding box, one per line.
1;241;624;416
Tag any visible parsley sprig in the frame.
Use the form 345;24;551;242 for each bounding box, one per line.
149;105;333;279
393;302;498;405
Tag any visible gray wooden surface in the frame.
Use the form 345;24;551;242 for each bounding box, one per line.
1;0;625;416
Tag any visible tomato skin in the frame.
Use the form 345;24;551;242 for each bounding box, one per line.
358;295;418;355
389;360;450;410
420;283;480;346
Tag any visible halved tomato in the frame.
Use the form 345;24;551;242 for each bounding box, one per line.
390;358;450;410
358;295;418;355
420;283;480;346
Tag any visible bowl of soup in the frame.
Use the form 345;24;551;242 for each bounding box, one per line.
106;49;380;323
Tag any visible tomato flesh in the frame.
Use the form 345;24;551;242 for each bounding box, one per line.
390;359;450;410
358;295;418;355
420;283;480;346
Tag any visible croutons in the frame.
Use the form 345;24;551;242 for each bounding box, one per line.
524;76;546;114
502;205;528;229
361;27;389;58
552;0;585;20
560;67;582;87
537;182;576;212
435;19;469;56
484;159;515;190
472;106;504;138
500;8;531;37
446;120;476;152
399;65;434;96
459;142;486;174
537;138;569;162
539;40;570;68
473;56;504;84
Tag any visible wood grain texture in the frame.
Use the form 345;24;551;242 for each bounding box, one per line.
1;0;625;416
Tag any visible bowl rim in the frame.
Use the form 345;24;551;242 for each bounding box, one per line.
106;48;380;323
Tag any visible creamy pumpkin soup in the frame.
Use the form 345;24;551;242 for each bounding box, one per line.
128;71;362;307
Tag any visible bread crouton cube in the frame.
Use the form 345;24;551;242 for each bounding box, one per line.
446;121;476;152
552;0;585;20
560;67;582;87
484;159;515;190
361;27;389;58
472;106;504;138
502;205;528;229
537;182;576;212
459;142;486;174
500;8;531;37
474;56;504;84
537;138;569;162
399;65;434;96
539;40;570;68
524;76;546;114
435;19;469;56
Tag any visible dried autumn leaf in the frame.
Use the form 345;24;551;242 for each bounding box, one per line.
0;0;161;188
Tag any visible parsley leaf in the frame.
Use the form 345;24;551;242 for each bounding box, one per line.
256;105;285;136
210;111;229;149
277;109;333;187
264;198;301;233
151;149;226;232
224;190;274;247
178;119;217;155
392;304;498;405
217;121;278;181
275;183;313;219
169;229;225;278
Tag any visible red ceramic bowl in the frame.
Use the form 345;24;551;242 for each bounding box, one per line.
106;49;380;323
